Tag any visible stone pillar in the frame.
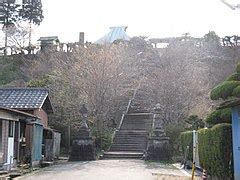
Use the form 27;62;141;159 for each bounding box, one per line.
145;104;170;160
79;32;85;46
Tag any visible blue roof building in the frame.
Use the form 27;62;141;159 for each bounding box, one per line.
95;26;130;44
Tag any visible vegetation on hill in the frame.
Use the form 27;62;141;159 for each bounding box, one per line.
0;56;23;85
1;33;240;149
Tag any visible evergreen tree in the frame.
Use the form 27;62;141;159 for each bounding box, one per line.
19;0;44;47
0;0;20;55
185;115;205;130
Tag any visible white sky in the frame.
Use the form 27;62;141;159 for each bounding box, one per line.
8;0;240;43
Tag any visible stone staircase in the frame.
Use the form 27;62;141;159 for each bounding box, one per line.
102;88;154;159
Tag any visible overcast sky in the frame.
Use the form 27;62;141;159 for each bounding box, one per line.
19;0;240;43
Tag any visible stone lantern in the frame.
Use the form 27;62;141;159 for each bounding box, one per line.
69;104;96;161
145;103;170;160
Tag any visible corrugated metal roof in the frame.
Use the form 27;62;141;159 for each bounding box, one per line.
0;88;50;110
95;26;130;44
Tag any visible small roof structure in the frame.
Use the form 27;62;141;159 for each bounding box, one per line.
38;36;60;45
38;36;59;42
95;26;130;44
0;88;53;113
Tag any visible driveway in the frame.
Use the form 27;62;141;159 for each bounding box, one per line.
17;160;191;180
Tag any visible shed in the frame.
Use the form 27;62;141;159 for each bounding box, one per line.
0;107;43;169
0;88;60;162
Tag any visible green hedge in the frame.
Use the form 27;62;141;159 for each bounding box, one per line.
226;73;240;81
210;81;240;100
236;64;240;73
232;85;240;97
205;108;231;125
198;124;233;179
180;131;193;162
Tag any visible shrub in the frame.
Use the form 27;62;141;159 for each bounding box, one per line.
226;73;240;81
185;115;204;130
91;127;113;151
236;63;240;73
232;85;240;97
210;81;240;100
205;108;231;125
180;131;193;162
165;123;185;156
198;124;233;179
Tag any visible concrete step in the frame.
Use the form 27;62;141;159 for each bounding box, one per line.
110;146;145;151
121;125;152;129
113;136;147;140
102;152;143;159
116;131;148;135
113;140;146;144
111;144;146;148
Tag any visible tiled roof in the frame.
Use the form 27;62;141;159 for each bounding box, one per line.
95;26;130;44
38;36;59;42
0;88;49;110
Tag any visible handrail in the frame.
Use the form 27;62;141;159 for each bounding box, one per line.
152;114;156;132
113;83;141;141
118;99;132;130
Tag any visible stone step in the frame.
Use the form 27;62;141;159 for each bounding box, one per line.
113;140;146;143
116;130;148;134
111;144;146;147
102;152;143;159
109;148;145;152
110;147;145;151
121;126;152;130
115;136;147;139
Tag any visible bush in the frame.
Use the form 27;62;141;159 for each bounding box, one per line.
198;124;233;179
226;73;240;81
210;81;240;100
165;123;185;156
180;131;193;162
91;127;113;151
232;85;240;97
205;108;231;125
236;63;240;73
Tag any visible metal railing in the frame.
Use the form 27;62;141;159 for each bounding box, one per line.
118;99;132;130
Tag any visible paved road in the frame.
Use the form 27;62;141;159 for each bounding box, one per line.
17;160;190;180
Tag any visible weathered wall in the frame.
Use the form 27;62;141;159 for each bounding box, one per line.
0;110;18;121
53;132;61;158
2;120;9;164
33;108;48;128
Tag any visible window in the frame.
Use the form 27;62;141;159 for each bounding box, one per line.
8;121;14;137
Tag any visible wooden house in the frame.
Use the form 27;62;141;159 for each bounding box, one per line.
0;88;61;166
0;107;43;170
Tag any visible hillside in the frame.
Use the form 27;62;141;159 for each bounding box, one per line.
0;44;240;122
